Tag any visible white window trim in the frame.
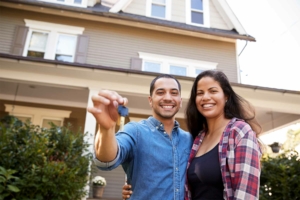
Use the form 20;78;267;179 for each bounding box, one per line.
40;117;64;127
186;0;210;27
146;0;171;20
139;52;217;77
23;19;84;61
37;0;88;8
24;19;84;35
5;104;71;127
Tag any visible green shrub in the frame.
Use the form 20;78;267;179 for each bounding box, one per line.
0;116;92;200
260;151;300;200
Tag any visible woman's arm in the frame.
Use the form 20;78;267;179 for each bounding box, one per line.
232;125;261;199
122;184;132;199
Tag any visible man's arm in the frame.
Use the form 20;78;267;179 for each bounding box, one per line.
94;126;118;162
87;90;127;162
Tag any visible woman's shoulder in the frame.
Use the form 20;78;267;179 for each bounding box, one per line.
227;118;254;139
228;118;250;129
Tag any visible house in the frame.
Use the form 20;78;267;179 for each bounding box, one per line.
1;0;300;199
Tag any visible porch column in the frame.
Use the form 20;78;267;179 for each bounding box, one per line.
82;88;98;200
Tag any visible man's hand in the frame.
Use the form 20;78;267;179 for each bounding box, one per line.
87;90;128;130
88;90;128;161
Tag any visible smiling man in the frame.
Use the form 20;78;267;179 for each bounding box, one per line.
88;74;193;200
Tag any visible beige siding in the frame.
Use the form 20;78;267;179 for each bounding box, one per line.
172;0;186;22
210;1;230;29
123;0;146;16
0;7;238;82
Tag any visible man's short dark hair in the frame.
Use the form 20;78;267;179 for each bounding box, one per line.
149;74;181;96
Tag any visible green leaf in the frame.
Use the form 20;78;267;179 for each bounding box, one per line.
7;185;20;192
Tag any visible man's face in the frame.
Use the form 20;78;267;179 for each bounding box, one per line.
148;78;182;121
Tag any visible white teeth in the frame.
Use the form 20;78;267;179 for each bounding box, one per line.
162;106;173;109
203;104;213;108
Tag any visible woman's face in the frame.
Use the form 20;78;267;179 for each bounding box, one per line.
195;76;227;120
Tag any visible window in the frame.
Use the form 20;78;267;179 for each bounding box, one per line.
42;118;63;129
37;0;87;7
4;104;71;128
186;0;210;27
170;65;187;76
55;34;77;62
144;61;161;73
146;0;171;20
23;19;84;63
139;52;217;77
195;68;204;75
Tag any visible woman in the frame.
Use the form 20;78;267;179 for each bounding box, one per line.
122;70;262;200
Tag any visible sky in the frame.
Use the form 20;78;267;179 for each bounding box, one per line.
225;0;300;150
226;0;300;91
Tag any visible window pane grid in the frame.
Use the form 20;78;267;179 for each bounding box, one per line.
191;12;204;24
151;4;166;18
28;31;48;52
191;0;203;10
170;65;187;76
56;34;76;55
42;119;62;129
55;34;76;62
144;61;161;73
74;0;82;4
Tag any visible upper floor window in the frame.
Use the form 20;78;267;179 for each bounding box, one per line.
146;0;171;20
186;0;210;27
139;52;217;77
23;19;84;63
37;0;87;7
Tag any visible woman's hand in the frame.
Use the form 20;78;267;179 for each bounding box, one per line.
122;184;132;199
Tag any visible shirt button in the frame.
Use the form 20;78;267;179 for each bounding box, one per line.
176;167;178;171
156;126;158;129
160;124;163;126
176;189;179;192
164;131;166;134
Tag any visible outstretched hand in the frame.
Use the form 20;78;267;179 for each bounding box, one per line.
87;90;128;130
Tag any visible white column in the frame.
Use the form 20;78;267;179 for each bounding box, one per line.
82;88;98;200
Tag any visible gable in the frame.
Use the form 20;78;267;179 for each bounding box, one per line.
123;0;235;31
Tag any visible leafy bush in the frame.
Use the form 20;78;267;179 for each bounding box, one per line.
0;167;21;200
260;151;300;200
0;116;92;200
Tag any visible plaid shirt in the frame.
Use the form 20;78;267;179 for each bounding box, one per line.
184;118;261;200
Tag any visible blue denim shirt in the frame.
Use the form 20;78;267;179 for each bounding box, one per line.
94;117;193;200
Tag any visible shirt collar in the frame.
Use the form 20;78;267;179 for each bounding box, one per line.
148;116;179;130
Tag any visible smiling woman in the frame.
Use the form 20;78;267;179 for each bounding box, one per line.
184;70;262;200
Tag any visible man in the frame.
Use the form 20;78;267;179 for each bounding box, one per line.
88;74;193;200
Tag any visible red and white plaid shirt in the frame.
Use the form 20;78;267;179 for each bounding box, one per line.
185;118;261;200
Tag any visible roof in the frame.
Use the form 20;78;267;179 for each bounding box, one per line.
0;0;255;41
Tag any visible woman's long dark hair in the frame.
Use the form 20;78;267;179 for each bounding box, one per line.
185;70;261;139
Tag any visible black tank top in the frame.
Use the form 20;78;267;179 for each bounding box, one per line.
187;144;224;200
